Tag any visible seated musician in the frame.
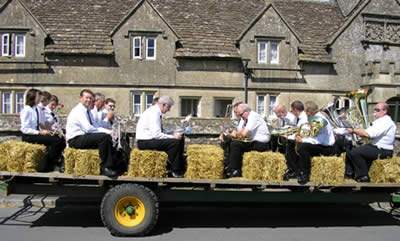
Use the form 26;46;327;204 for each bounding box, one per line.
136;96;185;178
295;101;336;185
272;104;297;153
283;100;308;180
44;95;62;134
225;103;270;178
20;89;66;172
346;102;396;182
66;89;119;177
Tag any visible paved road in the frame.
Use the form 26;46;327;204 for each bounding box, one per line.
0;202;399;241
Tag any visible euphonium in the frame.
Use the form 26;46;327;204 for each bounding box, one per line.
295;115;328;155
346;88;372;146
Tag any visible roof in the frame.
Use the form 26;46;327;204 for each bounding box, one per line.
273;0;344;63
16;0;347;62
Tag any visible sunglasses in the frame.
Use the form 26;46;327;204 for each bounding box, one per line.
239;110;247;117
374;108;383;112
108;105;115;108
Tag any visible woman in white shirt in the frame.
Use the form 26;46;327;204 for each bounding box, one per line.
20;89;66;172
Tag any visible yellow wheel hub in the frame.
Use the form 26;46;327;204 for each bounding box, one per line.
114;196;145;227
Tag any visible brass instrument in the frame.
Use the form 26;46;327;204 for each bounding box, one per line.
320;97;342;128
346;88;372;146
111;114;123;149
295;115;328;155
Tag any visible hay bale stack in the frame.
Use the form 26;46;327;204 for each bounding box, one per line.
369;157;400;183
63;148;101;176
310;153;345;185
0;141;47;172
127;149;168;178
242;151;287;182
185;144;224;179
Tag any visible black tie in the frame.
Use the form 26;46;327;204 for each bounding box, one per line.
296;117;299;125
35;107;40;130
87;109;93;125
243;119;248;128
50;112;58;122
160;115;163;132
282;118;285;127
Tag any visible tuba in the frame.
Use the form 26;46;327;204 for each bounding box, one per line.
346;88;372;146
320;97;342;128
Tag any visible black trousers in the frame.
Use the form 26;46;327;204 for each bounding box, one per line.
227;140;270;171
270;135;286;154
68;133;114;169
346;144;393;177
285;140;299;173
137;138;185;173
22;134;66;165
298;142;335;176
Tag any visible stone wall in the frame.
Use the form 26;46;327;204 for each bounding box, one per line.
2;114;400;154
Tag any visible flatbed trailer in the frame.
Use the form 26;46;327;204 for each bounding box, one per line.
1;171;400;236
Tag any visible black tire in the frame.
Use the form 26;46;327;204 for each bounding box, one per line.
100;183;159;236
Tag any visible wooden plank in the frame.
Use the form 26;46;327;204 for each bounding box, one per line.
1;171;400;189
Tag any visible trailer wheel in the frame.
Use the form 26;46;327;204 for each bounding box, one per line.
100;183;158;236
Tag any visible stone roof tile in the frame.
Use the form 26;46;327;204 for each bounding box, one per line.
18;0;345;62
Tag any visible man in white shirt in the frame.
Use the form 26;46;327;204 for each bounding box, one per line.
66;89;118;177
38;91;51;130
295;101;336;184
136;96;185;178
346;102;397;182
272;104;297;153
91;93;114;129
283;100;309;181
100;98;116;130
226;103;271;178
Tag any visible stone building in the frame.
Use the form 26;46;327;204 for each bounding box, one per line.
0;0;400;124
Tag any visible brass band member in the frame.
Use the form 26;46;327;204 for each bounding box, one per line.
283;100;308;180
346;102;397;182
295;101;336;185
272;104;296;153
20;89;66;172
136;96;185;178
225;103;271;178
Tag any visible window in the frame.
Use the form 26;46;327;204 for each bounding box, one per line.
133;37;141;59
387;97;400;123
15;92;24;113
256;94;277;118
181;98;200;117
258;41;267;63
256;95;265;116
2;92;11;114
270;42;279;64
257;40;280;64
131;92;156;115
145;93;154;110
146;37;156;60
133;93;142;116
214;99;232;118
269;95;277;116
15;34;25;57
1;34;10;56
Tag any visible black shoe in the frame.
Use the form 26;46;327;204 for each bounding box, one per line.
297;174;309;185
356;175;370;183
102;168;117;177
344;173;354;179
171;171;184;178
283;169;297;181
230;169;242;178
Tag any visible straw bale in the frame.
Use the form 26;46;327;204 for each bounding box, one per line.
242;151;287;182
0;141;47;172
185;144;224;179
0;141;11;171
127;149;168;178
63;148;101;176
369;156;400;183
310;153;345;185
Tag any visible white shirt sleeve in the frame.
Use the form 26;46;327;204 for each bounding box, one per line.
20;106;39;135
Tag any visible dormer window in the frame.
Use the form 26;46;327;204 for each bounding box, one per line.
1;32;26;57
15;34;25;57
130;32;158;60
257;39;280;64
1;34;10;56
